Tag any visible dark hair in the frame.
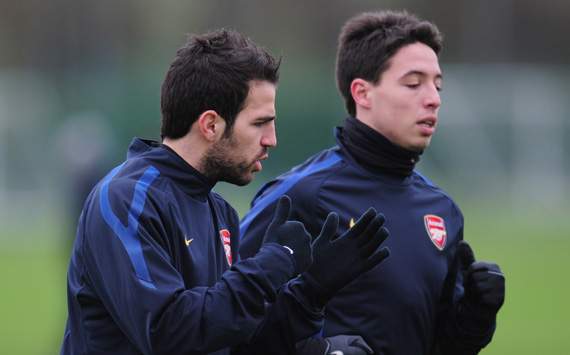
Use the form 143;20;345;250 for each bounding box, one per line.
161;29;280;139
336;10;443;116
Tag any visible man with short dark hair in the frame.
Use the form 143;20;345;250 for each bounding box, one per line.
240;11;505;354
60;29;391;354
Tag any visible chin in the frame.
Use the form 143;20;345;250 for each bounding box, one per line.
227;174;254;186
404;142;425;152
242;175;255;185
420;142;431;150
411;138;432;151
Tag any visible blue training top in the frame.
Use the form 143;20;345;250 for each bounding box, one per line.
61;138;322;355
240;128;496;355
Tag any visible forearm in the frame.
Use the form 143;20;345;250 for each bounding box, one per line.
87;242;295;354
434;302;496;355
233;275;325;355
438;241;504;354
153;244;297;353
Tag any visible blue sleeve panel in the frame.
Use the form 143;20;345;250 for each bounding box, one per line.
61;149;298;355
99;163;158;288
239;144;496;355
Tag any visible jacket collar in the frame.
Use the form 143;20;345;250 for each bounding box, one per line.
127;138;216;197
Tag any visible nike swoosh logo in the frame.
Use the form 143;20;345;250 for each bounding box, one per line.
330;351;344;355
185;238;194;246
349;218;355;229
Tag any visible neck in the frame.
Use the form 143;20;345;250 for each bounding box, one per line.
162;135;207;174
341;116;421;177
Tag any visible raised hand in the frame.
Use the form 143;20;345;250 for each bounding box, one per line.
305;208;390;302
324;334;373;355
262;195;312;274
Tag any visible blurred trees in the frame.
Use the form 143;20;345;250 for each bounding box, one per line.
1;0;569;225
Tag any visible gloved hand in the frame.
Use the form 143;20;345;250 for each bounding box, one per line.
262;195;312;274
457;240;505;321
324;335;373;355
305;208;390;302
294;335;373;355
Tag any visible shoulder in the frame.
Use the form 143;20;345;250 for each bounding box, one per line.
78;161;175;255
253;146;346;206
411;170;463;221
240;147;346;244
211;192;239;221
91;160;174;226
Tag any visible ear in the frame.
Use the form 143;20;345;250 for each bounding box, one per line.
196;110;226;142
350;78;373;110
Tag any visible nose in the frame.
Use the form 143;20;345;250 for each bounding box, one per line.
261;121;277;148
424;85;441;109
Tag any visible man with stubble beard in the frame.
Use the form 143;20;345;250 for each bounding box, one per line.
61;29;391;355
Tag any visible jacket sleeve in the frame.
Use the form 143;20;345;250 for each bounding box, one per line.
432;225;497;355
80;179;296;355
232;275;326;355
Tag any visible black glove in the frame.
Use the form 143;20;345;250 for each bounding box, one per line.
305;208;390;303
457;240;505;321
295;335;373;355
262;195;312;274
324;335;373;355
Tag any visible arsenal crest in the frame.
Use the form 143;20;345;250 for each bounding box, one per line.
219;229;232;265
424;215;447;250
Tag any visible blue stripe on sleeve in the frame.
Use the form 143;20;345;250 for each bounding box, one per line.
100;163;160;289
240;153;341;238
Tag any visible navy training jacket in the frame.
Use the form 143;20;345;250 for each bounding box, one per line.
240;129;496;354
61;138;322;355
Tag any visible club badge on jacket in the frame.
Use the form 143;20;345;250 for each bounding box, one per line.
219;229;232;265
424;215;446;250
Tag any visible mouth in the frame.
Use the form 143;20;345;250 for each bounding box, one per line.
417;117;437;128
252;153;268;172
417;117;437;136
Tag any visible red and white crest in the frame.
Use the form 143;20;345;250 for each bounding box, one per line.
424;215;447;250
219;229;232;265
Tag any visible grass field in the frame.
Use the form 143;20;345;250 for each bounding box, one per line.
1;208;569;354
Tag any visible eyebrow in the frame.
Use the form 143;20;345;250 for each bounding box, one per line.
401;70;443;80
255;116;276;123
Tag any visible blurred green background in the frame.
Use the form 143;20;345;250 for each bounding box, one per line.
1;0;569;353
